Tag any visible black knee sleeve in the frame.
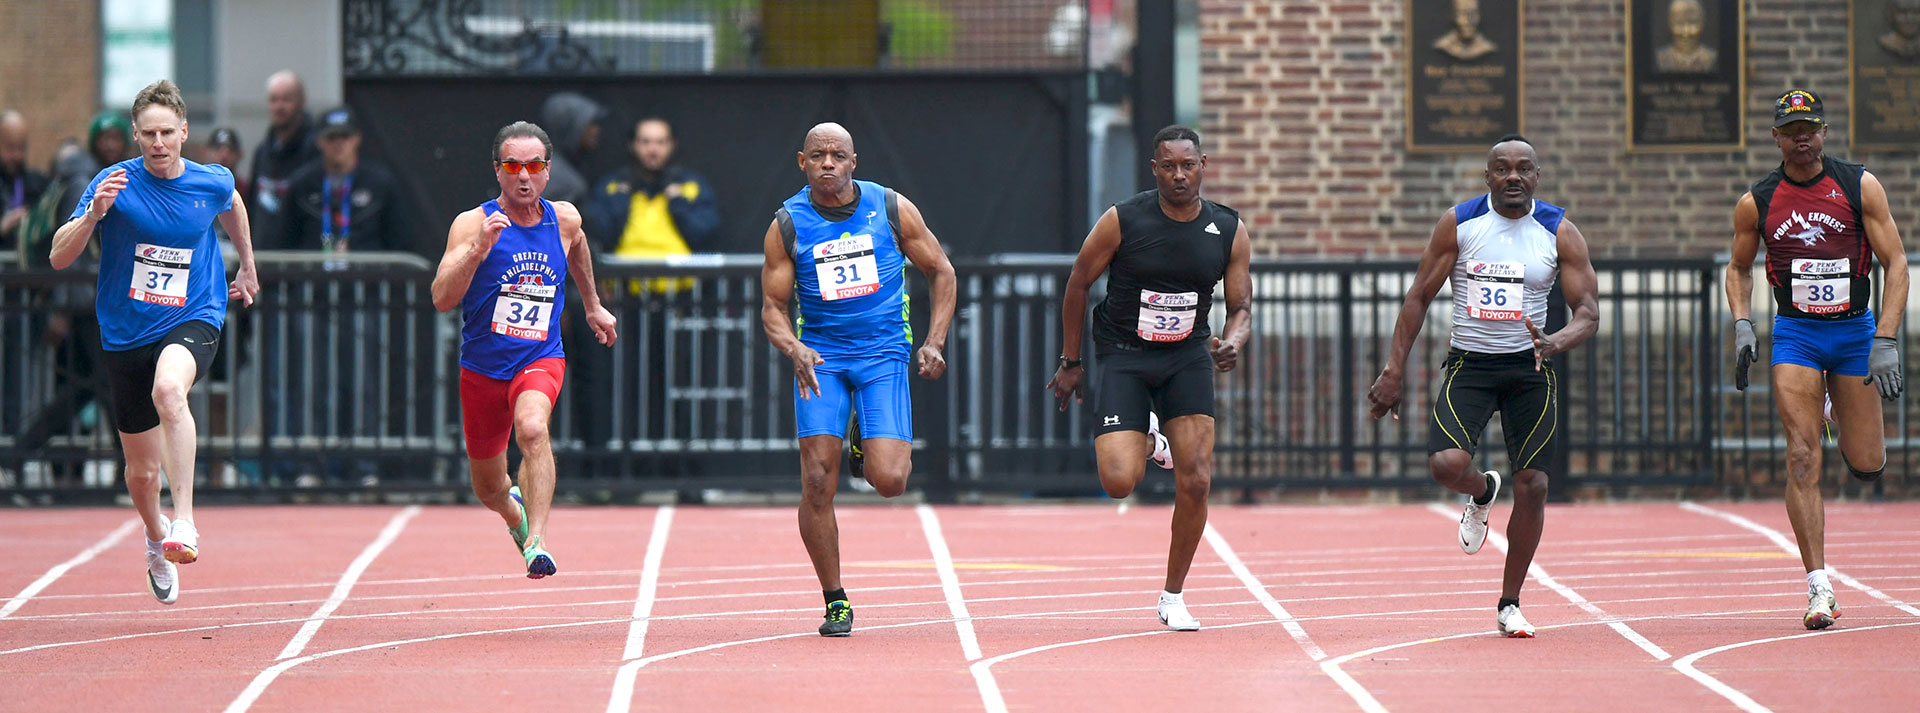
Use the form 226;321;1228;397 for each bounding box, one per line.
1844;458;1884;483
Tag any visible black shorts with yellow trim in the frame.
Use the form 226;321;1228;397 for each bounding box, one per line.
1427;347;1558;473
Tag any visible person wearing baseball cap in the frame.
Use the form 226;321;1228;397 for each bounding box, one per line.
1725;88;1911;631
201;128;248;204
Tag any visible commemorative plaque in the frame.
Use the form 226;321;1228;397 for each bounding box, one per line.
1407;0;1525;152
1627;0;1745;151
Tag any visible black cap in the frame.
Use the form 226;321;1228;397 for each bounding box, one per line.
206;127;241;150
317;106;359;137
1773;89;1825;129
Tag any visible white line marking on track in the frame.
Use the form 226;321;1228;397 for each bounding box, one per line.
1203;523;1327;660
970;619;1285;713
917;504;983;661
1424;502;1670;660
621;505;675;661
1680;502;1920;617
0;518;140;619
1670;621;1920;713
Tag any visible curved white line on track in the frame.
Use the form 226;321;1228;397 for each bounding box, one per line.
605;505;674;713
1203;523;1326;659
970;619;1286;713
0;518;140;619
1669;621;1920;713
1680;502;1920;616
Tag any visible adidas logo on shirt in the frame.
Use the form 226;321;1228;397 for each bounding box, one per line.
1204;223;1221;235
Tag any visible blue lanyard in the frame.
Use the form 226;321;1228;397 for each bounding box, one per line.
321;175;353;248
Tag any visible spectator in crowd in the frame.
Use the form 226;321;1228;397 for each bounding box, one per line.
282;107;411;254
200;127;249;200
1;110;50;251
537;91;606;205
249;70;319;249
53;112;135;222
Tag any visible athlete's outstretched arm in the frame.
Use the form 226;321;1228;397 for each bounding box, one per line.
555;201;616;345
761;218;823;399
1048;207;1121;410
1210;222;1254;372
432;208;503;312
49;168;127;270
219;188;260;307
1525;218;1599;369
1861;172;1908;400
894;194;955;380
1365;208;1459;419
1726;193;1762;322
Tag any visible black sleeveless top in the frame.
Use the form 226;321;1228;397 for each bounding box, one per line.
1091;190;1239;352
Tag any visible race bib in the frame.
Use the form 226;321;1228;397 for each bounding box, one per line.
1790;258;1851;314
813;234;881;301
1465;260;1524;321
129;243;191;307
1136;289;1199;342
491;283;556;340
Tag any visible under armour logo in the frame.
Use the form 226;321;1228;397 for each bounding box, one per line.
1103;415;1121;426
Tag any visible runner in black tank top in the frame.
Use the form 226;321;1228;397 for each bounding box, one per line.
1725;89;1910;630
1049;125;1253;631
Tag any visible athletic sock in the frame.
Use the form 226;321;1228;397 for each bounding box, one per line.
1498;597;1520;612
1161;590;1183;602
1806;569;1831;591
824;588;848;607
1472;473;1497;505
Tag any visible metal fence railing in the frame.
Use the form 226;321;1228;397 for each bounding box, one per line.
3;253;1915;501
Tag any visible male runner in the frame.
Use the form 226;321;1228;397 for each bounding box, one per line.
760;122;956;636
433;121;617;578
49;79;260;604
1366;134;1599;638
1727;89;1907;629
1047;125;1253;631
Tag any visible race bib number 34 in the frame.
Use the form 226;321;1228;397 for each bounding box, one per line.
130;243;191;307
492;283;556;340
1790;258;1851;314
813;234;881;301
1136;289;1199;342
1465;260;1524;321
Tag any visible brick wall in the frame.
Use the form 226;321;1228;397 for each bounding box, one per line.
0;1;102;172
1200;0;1919;258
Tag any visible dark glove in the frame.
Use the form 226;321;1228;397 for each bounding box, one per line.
1733;319;1756;391
1866;336;1904;401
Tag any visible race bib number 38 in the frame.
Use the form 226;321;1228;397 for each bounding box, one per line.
813;234;881;301
129;243;191;307
1465;260;1524;321
1136;289;1199;342
1790;258;1851;314
492;283;556;340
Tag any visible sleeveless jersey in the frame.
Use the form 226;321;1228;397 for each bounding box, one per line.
74;158;235;350
459;199;568;379
1448;195;1563;353
1751;156;1871;320
1091;190;1238;352
785;179;911;361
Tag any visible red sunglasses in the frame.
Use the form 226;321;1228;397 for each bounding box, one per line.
496;159;549;174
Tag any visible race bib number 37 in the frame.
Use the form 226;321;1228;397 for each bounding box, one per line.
1136;289;1199;342
1465;260;1524;321
130;243;191;307
813;234;881;301
1790;258;1851;315
492;283;556;340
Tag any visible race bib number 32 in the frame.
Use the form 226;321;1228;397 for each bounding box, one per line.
1136;289;1199;342
492;283;557;340
1465;260;1524;321
129;243;191;307
813;234;881;301
1790;258;1851;314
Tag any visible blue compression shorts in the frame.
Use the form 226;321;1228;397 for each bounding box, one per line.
795;352;913;442
1772;311;1874;377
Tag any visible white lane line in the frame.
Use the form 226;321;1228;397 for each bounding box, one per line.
1424;503;1670;660
0;518;140;619
917;504;983;661
1680;502;1920;617
1203;523;1327;660
621;504;675;661
971;619;1287;713
1671;621;1920;713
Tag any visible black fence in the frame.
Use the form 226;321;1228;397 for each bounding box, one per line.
3;253;1916;502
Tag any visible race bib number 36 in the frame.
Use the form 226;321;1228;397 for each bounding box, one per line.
813;234;881;301
1790;258;1851;314
1465;260;1524;321
492;283;556;340
1136;289;1199;342
130;243;191;307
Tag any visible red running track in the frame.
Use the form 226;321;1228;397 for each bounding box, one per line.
2;502;1917;713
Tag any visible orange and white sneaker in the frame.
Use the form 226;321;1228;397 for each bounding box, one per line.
1804;586;1839;630
1497;604;1535;638
161;518;199;564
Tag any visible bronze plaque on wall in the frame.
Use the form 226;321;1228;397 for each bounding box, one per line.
1627;0;1745;151
1406;0;1525;152
1851;0;1920;150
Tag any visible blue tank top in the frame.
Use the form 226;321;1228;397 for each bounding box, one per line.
459;199;568;379
785;179;911;361
73;159;235;350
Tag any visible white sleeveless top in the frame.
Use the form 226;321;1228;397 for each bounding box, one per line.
1448;195;1564;353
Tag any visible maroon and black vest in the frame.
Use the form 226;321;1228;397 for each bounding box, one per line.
1752;156;1870;320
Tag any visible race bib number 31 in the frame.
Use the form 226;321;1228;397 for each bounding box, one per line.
492;283;556;340
1790;258;1851;314
1465;260;1524;321
813;234;881;301
1136;289;1199;342
130;243;191;307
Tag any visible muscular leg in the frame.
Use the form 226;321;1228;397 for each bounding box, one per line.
1827;372;1888;478
1501;469;1548;598
119;428;170;541
1429;448;1491;499
467;450;520;528
1774;364;1829;572
1094;431;1152;498
858;437;912;498
1162;414;1215;594
150;345;200;525
513;390;557;542
798;435;845;591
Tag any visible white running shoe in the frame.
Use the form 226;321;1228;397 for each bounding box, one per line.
1497;604;1534;638
145;532;178;605
1804;586;1839;630
1458;470;1501;555
1157;592;1200;631
162;518;199;564
1148;412;1172;469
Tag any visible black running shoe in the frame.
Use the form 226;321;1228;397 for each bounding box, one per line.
847;418;865;479
819;600;853;637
